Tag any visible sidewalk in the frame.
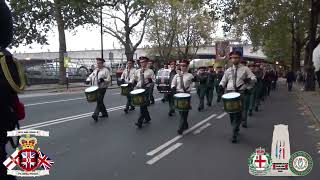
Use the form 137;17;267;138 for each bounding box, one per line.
294;84;320;124
24;81;120;93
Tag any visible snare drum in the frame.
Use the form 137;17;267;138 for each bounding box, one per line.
222;92;242;113
85;86;99;102
174;93;191;111
120;84;129;96
130;89;146;106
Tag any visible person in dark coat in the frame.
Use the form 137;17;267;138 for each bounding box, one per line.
0;0;19;179
286;70;295;91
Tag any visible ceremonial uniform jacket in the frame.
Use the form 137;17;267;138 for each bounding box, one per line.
121;67;136;84
86;67;111;88
171;72;194;93
133;68;155;88
219;64;256;91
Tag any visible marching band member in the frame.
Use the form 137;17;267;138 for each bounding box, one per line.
219;51;256;143
147;60;156;105
133;57;155;128
168;60;177;116
195;66;208;111
171;60;194;135
121;59;136;113
206;65;216;107
215;66;224;103
86;58;111;122
161;62;170;103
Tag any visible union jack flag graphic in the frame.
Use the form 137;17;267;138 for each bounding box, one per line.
37;151;54;170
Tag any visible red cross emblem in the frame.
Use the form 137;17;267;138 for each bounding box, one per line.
254;155;267;168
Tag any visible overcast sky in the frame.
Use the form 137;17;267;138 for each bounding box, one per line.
10;16;226;54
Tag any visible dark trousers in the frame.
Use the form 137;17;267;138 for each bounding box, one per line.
197;87;206;109
168;94;175;113
93;88;108;117
149;83;155;103
206;87;214;105
288;82;293;91
229;112;242;138
137;88;151;125
178;111;189;131
125;87;134;110
215;85;222;102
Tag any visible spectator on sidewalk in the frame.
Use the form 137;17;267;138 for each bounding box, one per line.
286;69;295;92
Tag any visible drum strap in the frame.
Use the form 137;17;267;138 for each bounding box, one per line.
232;67;238;91
180;75;187;93
141;69;145;88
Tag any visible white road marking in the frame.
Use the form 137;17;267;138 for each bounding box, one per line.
146;113;217;156
217;112;227;119
193;123;211;135
25;97;85;107
146;143;183;165
21;106;125;129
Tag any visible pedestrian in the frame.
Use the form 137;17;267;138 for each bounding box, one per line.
286;69;295;92
133;56;155;128
121;59;136;113
0;1;20;179
206;66;216;107
253;63;263;112
171;60;194;134
168;60;178;116
219;51;256;143
86;58;111;122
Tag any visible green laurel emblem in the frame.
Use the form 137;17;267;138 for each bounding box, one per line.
248;152;272;176
289;151;313;176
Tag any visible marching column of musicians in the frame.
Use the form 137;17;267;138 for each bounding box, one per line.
86;51;279;143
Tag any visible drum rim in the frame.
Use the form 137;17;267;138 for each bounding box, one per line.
130;88;145;94
121;84;129;87
222;92;241;99
85;86;99;92
174;93;191;98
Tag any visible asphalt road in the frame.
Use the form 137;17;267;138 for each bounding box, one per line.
9;82;320;180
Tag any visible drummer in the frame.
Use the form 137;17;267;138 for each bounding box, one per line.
133;56;155;128
121;59;136;113
215;66;224;103
161;62;170;103
86;58;111;122
171;59;194;135
147;60;156;105
168;60;178;116
206;65;216;107
219;51;256;143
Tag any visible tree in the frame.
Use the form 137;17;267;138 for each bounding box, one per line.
101;0;151;61
9;0;116;84
147;0;214;61
215;0;311;71
146;0;179;62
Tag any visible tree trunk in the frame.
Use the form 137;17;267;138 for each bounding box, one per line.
54;0;66;85
294;41;302;71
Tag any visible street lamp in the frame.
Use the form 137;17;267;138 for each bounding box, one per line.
100;0;104;59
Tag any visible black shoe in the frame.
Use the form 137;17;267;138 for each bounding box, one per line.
92;115;98;122
144;119;151;124
129;106;135;111
161;98;165;103
232;136;238;143
207;103;212;107
135;122;142;128
168;112;173;116
177;129;184;135
249;110;253;116
255;106;259;112
183;123;189;130
150;101;155;105
198;107;203;112
99;113;108;118
124;108;129;114
242;124;248;128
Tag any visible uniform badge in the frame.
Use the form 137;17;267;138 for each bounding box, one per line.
289;151;313;176
248;147;272;176
3;130;54;177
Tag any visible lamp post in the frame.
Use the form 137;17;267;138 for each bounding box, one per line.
100;0;104;59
